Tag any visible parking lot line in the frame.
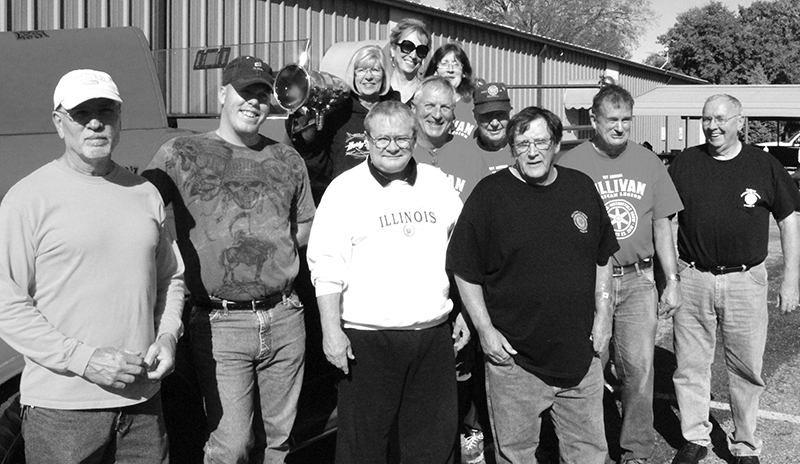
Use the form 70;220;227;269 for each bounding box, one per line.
654;393;800;425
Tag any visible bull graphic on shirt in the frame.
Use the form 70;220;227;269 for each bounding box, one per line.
220;230;277;283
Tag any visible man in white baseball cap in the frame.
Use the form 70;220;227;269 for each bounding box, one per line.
0;68;185;463
52;69;123;110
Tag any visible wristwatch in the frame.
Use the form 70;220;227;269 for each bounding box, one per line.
667;273;681;282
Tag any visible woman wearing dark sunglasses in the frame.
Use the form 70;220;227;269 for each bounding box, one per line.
388;18;431;104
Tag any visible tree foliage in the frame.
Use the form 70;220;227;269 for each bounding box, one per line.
445;0;655;59
659;0;800;143
659;0;800;85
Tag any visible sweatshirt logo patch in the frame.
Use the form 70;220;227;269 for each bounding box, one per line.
572;211;588;234
403;224;416;237
740;188;760;208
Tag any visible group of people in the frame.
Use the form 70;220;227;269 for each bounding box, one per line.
0;17;798;464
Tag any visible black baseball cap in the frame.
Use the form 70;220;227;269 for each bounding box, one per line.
222;56;274;94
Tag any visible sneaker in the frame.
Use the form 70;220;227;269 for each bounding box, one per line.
460;427;485;464
734;457;760;464
672;442;708;464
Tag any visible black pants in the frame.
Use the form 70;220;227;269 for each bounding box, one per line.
336;324;457;464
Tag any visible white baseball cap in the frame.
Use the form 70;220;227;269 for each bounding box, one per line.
53;69;123;111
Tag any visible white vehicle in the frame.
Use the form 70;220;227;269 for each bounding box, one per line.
757;131;800;150
757;132;800;170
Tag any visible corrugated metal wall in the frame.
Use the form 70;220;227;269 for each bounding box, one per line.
2;0;156;37
2;0;703;148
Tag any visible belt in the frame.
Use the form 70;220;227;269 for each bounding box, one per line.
194;293;286;311
612;258;653;277
693;263;751;275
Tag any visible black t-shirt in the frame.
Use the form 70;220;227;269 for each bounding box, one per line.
447;167;619;380
669;144;800;268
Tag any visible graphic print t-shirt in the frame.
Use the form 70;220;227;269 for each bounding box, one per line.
559;141;682;266
148;132;315;300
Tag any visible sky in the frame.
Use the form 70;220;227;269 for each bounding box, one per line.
418;0;756;63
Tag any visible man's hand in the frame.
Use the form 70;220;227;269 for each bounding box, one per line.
452;312;471;353
658;280;683;318
777;212;800;315
144;333;178;381
290;108;318;140
778;278;800;314
323;326;354;375
83;347;147;389
478;326;517;364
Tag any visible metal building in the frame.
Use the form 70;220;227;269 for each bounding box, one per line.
1;0;706;152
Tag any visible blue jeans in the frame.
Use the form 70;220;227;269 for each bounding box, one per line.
485;356;607;464
190;297;306;464
672;260;768;457
22;392;167;464
611;267;658;461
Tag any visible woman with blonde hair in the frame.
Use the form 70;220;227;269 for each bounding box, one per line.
387;18;431;103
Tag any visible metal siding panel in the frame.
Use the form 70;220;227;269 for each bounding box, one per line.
7;0;703;123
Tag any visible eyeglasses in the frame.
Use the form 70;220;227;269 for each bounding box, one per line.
355;67;382;77
367;134;415;150
513;139;553;154
397;40;430;59
56;107;119;126
701;114;740;126
436;60;463;71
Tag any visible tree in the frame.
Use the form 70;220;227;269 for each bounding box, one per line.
657;1;743;84
736;0;800;84
658;0;800;85
643;51;667;69
445;0;655;59
657;0;800;143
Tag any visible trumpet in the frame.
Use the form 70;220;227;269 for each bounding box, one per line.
273;64;350;131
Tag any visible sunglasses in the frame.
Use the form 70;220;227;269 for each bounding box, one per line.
397;40;430;59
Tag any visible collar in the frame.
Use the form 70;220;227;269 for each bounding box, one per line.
368;157;418;187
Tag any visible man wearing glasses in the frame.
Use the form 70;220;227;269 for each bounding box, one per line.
447;107;619;463
412;76;490;201
0;69;185;462
558;84;683;464
667;94;800;464
307;100;467;463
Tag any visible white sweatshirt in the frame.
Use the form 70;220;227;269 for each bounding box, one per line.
307;161;462;330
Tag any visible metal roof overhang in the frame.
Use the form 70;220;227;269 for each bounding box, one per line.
633;85;800;119
563;80;600;110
